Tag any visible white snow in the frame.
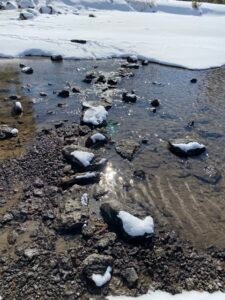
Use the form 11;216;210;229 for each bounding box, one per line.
15;101;23;110
92;266;112;287
11;128;19;136
172;142;205;153
107;291;225;300
81;193;89;205
18;0;35;8
117;211;154;237
0;0;225;69
90;133;106;143
83;105;108;126
71;150;94;167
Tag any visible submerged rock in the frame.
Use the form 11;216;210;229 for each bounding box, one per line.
127;55;138;63
0;125;18;140
58;89;69;98
115;139;139;160
71;39;87;44
168;139;206;157
151;99;160;107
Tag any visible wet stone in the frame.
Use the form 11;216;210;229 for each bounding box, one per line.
151;99;160;107
58;90;70;98
121;267;139;288
122;92;137;103
115;139;140;160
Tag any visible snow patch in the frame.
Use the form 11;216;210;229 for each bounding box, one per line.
117;211;154;237
107;291;225;300
92;266;112;287
70;150;94;167
81;193;89;206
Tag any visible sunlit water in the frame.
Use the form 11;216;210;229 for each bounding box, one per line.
0;58;225;249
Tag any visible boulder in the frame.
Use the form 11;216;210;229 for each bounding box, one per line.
115;139;139;160
60;172;100;188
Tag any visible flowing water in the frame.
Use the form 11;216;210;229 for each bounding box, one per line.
0;58;225;249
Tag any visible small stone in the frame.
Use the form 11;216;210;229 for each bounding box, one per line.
97;233;117;249
127;55;138;63
40;92;47;97
115;139;139;160
9;95;21;100
121;267;139;288
20;64;33;74
7;230;18;245
190;78;197;83
33;189;44;197
142;59;149;66
34;178;44;188
151;99;160;107
71;39;87;44
150;107;156;113
24;248;40;259
72;86;81;93
89;13;96;17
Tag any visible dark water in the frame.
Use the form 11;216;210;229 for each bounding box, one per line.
0;58;225;249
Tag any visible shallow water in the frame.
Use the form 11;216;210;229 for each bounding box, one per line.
0;58;225;249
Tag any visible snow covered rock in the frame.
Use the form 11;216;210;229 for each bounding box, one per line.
5;1;16;9
92;266;112;287
39;5;55;14
127;55;138;63
115;139;140;160
19;64;33;74
61;172;101;188
168;139;206;157
18;0;35;9
63;145;95;169
19;11;35;20
12;101;23;116
118;211;154;237
82;253;113;286
82;105;108;127
100;201;154;240
85;132;107;148
0;125;18;140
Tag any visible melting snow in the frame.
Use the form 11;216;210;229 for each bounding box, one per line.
117;211;154;237
92;266;112;287
71;150;94;167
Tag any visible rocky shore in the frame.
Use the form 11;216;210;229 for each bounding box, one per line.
0;57;225;299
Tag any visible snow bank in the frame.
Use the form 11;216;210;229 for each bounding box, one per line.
118;211;154;237
0;0;225;69
107;291;225;300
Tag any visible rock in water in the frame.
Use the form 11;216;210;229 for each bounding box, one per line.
58;89;69;98
50;55;63;62
12;101;23;116
151;99;160;107
82;105;108;127
61;172;100;188
122;92;137;103
19;64;33;74
0;125;18;140
168;139;206;157
127;55;138;63
71;39;87;44
115;139;139;160
85;133;107;148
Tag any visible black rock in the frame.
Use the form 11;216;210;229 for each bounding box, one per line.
142;59;149;66
71;39;87;44
51;55;63;62
58;90;70;98
151;99;160;107
122;92;137;103
20;65;34;74
190;78;197;83
89;13;96;17
72;86;81;93
115;139;140;160
168;139;206;157
127;55;138;63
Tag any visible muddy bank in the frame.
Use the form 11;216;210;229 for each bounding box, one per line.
0;58;225;299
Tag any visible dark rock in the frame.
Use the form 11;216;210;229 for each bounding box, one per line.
58;90;70;98
51;55;63;62
190;78;197;83
107;78;118;86
133;170;146;180
122;92;137;103
9;95;21;100
127;55;138;63
79;125;91;136
89;13;96;17
7;230;18;245
71;39;87;44
121;63;140;69
142;59;149;66
151;99;160;107
40;92;47;97
96;74;107;84
115;139;140;160
0;125;18;140
60;172;100;188
34;178;44;188
72;86;81;93
121;267;139;288
33;189;44;197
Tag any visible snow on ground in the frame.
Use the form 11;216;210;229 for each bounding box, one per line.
107;291;225;300
0;0;225;68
